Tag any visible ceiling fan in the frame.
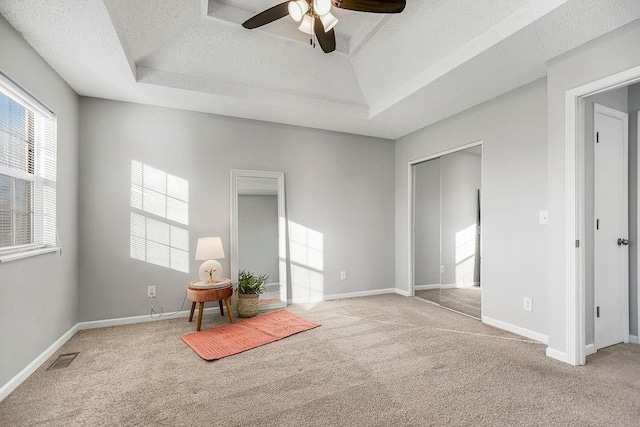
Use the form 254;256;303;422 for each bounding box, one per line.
242;0;406;54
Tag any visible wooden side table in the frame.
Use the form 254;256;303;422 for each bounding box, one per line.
187;281;234;331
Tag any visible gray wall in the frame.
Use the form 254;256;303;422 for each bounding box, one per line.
396;78;548;336
78;98;395;320
238;195;279;282
546;19;640;356
413;158;441;287
0;16;79;387
441;150;481;286
630;83;640;338
583;87;629;347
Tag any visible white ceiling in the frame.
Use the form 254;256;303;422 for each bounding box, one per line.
1;0;639;139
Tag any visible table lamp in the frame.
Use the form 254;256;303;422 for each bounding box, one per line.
195;237;225;284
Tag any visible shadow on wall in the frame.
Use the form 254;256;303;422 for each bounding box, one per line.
129;160;190;273
288;220;324;304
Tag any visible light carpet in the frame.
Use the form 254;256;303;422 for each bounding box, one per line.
1;294;640;426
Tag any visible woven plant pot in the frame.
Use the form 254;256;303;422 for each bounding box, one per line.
237;293;260;318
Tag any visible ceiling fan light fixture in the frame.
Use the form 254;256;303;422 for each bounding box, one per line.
314;0;332;16
320;12;339;32
288;0;309;22
298;14;315;34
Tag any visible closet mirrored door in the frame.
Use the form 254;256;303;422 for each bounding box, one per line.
412;145;482;319
413;157;441;305
439;147;482;318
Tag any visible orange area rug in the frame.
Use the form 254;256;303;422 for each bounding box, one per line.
181;310;320;360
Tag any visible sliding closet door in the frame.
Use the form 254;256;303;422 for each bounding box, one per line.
413;158;441;304
439;147;482;318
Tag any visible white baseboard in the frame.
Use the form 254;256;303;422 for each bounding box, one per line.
630;335;639;344
288;288;397;304
0;323;79;402
395;288;411;297
482;315;548;344
77;307;218;330
585;343;595;356
440;282;480;289
545;347;567;363
414;284;440;290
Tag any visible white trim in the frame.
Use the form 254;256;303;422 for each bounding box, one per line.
0;70;55;118
585;343;595;356
77;307;219;330
439;282;481;289
546;347;568;363
482;315;548;344
630;335;639;344
593;103;630;350
0;247;60;263
0;323;79;402
414;284;440;290
406;140;483;299
565;64;640;367
407;156;415;297
288;288;398;304
637;111;640;346
395;288;411;297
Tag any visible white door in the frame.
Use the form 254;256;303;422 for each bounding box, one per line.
594;103;629;350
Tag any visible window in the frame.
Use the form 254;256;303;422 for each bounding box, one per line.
0;73;57;260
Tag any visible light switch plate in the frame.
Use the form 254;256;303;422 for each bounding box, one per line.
539;210;549;225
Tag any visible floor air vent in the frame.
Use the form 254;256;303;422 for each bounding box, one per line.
47;352;79;370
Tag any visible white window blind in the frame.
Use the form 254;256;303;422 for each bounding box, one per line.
0;72;57;256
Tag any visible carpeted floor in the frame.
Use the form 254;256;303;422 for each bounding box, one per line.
2;294;640;426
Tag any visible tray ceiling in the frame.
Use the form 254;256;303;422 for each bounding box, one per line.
1;0;639;139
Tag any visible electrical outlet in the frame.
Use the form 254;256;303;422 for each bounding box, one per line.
147;285;156;298
340;271;347;280
440;265;445;274
523;297;532;312
539;210;549;225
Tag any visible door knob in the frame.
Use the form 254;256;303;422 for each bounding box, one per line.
618;238;629;246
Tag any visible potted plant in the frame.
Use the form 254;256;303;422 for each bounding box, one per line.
236;269;268;318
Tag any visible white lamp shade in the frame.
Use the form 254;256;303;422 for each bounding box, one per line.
320;12;338;32
195;237;225;260
314;0;331;16
299;14;314;34
288;0;309;22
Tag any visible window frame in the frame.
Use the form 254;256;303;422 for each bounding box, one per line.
0;71;59;263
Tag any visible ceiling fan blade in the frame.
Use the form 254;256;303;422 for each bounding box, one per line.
314;17;336;53
242;2;290;29
331;0;405;14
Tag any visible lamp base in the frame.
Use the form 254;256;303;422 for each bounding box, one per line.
199;259;223;284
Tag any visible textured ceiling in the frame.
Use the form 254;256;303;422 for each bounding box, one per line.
1;0;639;139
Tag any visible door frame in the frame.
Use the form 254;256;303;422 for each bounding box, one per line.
565;64;640;366
407;140;483;314
592;103;629;351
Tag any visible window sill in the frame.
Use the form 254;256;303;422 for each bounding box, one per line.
0;247;61;263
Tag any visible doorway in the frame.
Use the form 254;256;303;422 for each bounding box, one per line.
410;143;482;319
592;103;629;351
